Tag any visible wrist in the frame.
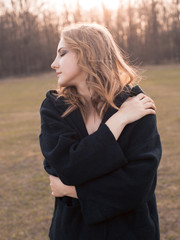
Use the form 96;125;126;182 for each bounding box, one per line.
105;110;127;140
63;184;69;197
116;110;128;127
64;185;78;198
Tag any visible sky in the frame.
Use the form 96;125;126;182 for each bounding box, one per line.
48;0;132;11
44;0;173;14
3;0;173;15
3;0;131;15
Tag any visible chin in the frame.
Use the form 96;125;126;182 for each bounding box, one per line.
58;79;66;87
58;78;75;88
58;81;70;88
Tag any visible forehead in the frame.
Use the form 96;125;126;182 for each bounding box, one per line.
57;38;67;52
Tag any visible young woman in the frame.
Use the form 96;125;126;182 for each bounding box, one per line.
39;23;162;240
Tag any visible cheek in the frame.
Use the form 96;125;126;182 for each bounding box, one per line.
71;64;81;75
67;59;81;75
70;54;80;72
60;53;81;78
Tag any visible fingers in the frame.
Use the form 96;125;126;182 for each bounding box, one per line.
49;175;54;189
140;96;153;102
141;97;155;106
51;192;57;197
145;108;156;115
127;93;154;103
136;93;154;103
49;175;53;180
136;93;156;109
144;102;156;110
135;93;146;100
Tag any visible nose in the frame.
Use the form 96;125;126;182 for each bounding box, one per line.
51;56;59;70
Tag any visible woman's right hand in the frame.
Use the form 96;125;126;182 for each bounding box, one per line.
118;93;156;125
105;93;156;140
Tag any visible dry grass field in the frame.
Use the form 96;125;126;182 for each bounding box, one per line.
0;64;179;240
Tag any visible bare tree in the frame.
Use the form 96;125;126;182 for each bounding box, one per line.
0;0;179;78
171;0;180;61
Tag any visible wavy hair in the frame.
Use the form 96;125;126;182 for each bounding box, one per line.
55;22;140;121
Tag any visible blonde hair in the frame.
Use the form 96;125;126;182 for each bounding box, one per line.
56;22;140;121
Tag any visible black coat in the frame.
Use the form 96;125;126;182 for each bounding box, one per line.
39;85;162;240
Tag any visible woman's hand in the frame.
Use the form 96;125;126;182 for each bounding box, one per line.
105;93;156;140
49;175;78;199
118;93;156;125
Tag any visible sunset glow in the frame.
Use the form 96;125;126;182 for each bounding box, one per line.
50;0;131;12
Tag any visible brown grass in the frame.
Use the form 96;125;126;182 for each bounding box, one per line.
0;64;180;240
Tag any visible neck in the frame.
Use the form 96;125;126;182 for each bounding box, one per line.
76;84;94;110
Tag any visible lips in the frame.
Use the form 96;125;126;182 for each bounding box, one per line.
56;72;62;76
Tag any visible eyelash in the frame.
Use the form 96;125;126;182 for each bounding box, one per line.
60;52;66;57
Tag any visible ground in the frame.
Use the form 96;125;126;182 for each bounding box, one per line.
0;64;179;240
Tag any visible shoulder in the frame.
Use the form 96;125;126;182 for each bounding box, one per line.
126;113;160;153
132;114;158;138
127;84;158;136
122;113;161;158
129;85;145;96
118;84;160;141
40;89;68;114
121;112;159;149
114;84;145;107
118;84;156;128
39;90;68;123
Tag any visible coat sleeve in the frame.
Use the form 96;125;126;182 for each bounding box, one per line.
43;158;57;176
75;114;162;225
39;98;128;185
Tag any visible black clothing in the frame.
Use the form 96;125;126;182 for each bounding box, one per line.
39;85;162;240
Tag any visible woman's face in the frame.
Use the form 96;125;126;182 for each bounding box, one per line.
51;38;86;87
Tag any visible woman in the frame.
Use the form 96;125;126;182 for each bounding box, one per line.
39;23;162;240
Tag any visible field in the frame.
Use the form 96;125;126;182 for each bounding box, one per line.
0;64;180;240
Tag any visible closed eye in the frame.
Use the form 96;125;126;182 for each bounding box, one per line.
60;51;67;57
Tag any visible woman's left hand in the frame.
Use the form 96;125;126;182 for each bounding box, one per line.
49;175;78;199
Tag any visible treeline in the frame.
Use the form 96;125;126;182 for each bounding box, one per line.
0;0;179;78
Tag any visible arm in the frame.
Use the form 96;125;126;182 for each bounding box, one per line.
43;158;57;176
39;93;155;186
74;114;162;225
39;98;128;186
49;175;78;199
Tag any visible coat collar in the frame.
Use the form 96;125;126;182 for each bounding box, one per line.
46;85;143;137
